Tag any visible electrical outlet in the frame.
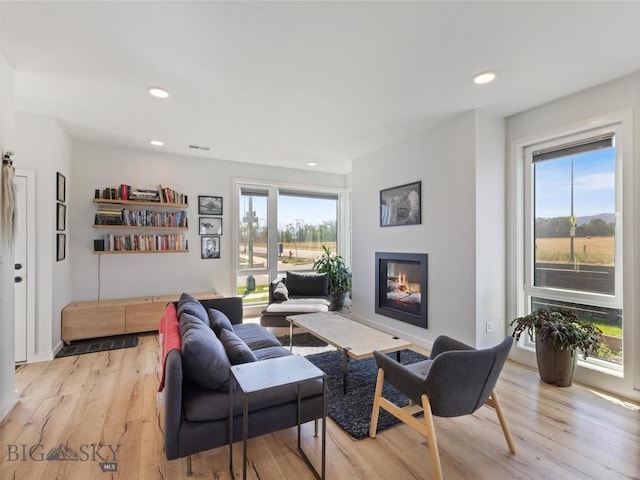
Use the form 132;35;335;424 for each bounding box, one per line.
486;321;495;333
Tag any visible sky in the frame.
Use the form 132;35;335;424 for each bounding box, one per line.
239;194;337;229
534;147;615;219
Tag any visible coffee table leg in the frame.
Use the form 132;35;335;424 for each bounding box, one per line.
396;350;401;363
289;321;293;352
342;348;350;394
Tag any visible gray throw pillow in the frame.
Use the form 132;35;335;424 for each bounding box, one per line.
286;271;329;296
272;281;289;301
180;313;230;390
177;292;210;327
220;329;258;365
208;308;234;337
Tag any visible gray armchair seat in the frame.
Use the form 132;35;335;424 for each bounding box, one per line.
369;335;516;480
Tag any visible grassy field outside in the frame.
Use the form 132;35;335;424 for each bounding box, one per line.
536;236;614;265
279;241;337;252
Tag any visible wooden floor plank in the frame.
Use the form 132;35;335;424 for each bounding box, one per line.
1;333;639;480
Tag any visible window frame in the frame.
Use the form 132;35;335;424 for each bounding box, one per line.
232;178;348;304
522;125;623;313
513;113;633;384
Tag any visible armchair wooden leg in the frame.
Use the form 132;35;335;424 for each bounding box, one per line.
185;455;193;476
368;374;442;480
486;390;516;454
421;394;443;480
369;368;385;438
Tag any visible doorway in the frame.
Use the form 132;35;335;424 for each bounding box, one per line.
14;169;35;363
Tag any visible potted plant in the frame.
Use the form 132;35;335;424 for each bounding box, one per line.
313;245;352;311
510;306;604;387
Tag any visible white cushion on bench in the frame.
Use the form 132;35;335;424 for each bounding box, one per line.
265;301;329;313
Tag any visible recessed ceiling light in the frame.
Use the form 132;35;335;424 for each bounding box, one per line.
307;162;317;167
148;87;169;98
150;140;164;146
473;71;496;84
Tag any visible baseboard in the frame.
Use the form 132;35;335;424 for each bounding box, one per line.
52;341;64;358
29;346;58;363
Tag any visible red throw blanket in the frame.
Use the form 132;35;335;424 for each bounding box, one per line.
158;303;181;392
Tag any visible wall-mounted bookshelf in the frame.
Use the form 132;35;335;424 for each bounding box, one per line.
92;186;189;254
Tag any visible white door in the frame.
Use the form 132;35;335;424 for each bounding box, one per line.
14;174;27;362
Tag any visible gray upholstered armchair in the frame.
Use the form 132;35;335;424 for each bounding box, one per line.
369;335;515;480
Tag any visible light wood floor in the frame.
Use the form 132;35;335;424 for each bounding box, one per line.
1;333;639;480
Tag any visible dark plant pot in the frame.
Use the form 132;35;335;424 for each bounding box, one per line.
329;292;347;311
535;335;577;387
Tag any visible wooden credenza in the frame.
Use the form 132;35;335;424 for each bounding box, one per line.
62;291;221;342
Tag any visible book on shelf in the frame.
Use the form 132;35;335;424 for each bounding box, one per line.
99;233;188;252
158;185;187;204
97;184;186;204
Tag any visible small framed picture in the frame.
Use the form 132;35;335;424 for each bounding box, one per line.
56;203;66;231
56;233;66;261
380;181;422;227
201;235;220;259
198;195;223;215
56;172;66;202
199;217;223;235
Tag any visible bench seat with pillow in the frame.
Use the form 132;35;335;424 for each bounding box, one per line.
259;271;332;328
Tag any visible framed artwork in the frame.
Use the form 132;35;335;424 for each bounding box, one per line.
201;235;220;259
199;216;223;235
56;172;66;202
198;195;223;215
380;181;421;227
56;202;66;231
56;233;66;261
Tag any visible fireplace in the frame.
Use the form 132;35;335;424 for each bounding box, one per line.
375;252;428;329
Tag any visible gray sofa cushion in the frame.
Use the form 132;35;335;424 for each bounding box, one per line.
208;308;234;337
182;375;322;422
220;329;257;365
180;313;230;390
272;281;289;301
253;346;293;361
233;323;283;350
286;271;329;297
177;292;210;327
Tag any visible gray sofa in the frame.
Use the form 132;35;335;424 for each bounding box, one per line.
259;271;332;328
161;294;324;475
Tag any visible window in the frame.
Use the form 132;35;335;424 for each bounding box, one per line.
523;126;623;371
236;184;340;305
277;190;337;275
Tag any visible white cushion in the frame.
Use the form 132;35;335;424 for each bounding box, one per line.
285;298;330;306
265;302;329;313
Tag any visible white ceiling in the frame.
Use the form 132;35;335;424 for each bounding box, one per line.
2;1;639;174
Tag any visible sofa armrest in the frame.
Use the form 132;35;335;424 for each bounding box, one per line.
199;297;243;325
164;349;183;460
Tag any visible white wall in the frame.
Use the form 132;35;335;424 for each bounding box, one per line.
70;141;347;301
506;71;640;400
351;111;506;349
475;112;506;347
15;112;72;360
0;54;17;420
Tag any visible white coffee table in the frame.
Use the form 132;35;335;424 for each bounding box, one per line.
286;312;412;393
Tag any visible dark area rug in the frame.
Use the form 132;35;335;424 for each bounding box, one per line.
304;349;428;439
56;335;139;358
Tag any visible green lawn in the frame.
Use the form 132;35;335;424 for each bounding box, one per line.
593;322;622;338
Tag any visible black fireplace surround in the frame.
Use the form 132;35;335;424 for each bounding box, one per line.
375;252;428;329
